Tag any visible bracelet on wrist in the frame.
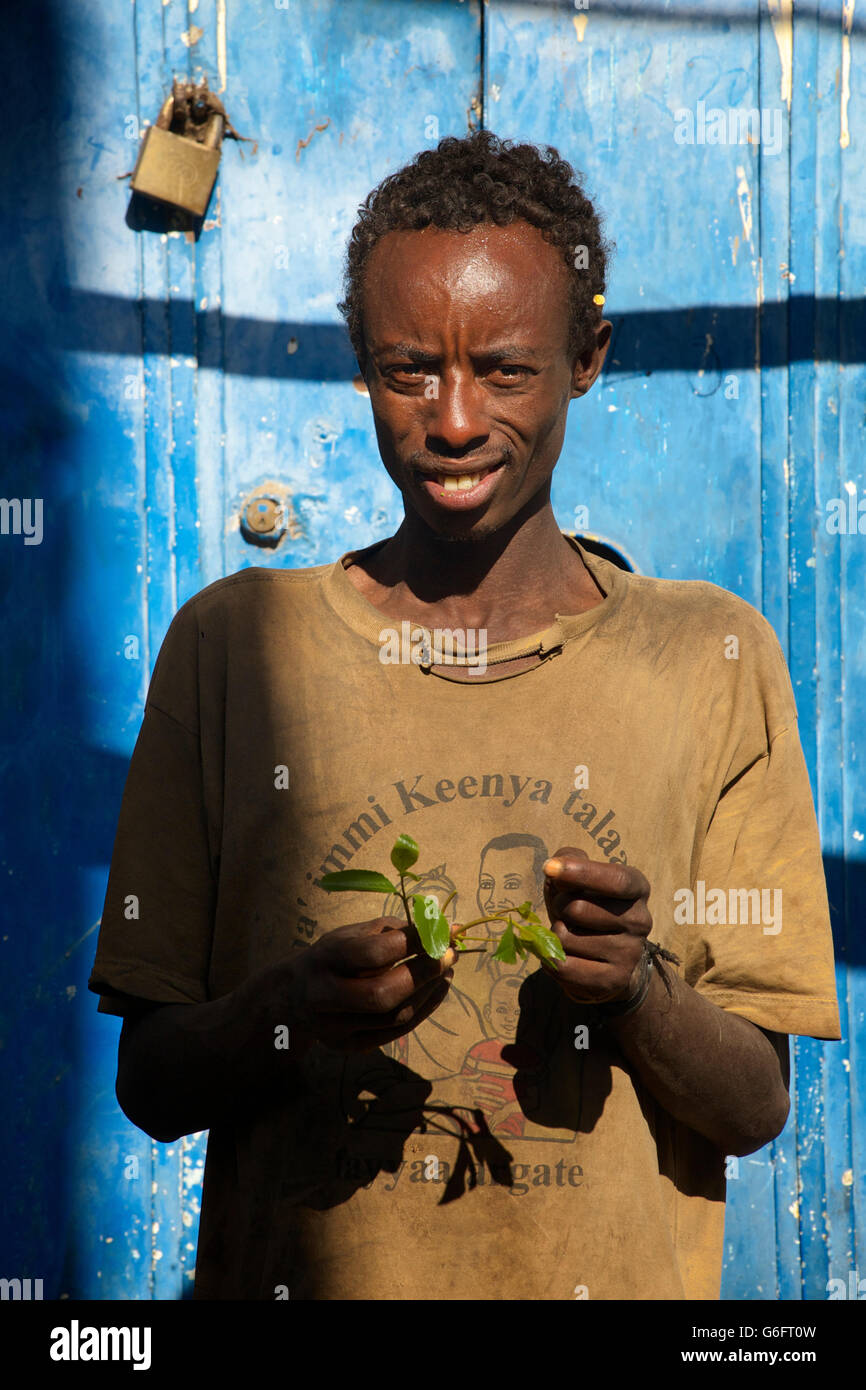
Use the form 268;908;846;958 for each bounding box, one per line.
581;940;682;1029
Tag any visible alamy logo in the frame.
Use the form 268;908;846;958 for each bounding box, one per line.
827;1269;866;1299
825;484;866;534
0;498;42;545
0;1277;43;1299
673;881;782;935
674;101;783;157
49;1320;151;1371
379;621;488;675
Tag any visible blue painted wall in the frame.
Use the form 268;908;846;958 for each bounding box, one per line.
0;0;862;1300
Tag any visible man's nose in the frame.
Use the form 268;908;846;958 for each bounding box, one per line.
425;374;490;458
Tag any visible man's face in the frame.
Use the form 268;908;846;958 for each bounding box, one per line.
360;220;609;539
477;845;539;921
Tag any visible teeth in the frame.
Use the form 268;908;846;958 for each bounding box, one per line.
438;472;482;492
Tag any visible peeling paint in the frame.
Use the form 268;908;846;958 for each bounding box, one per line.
735;164;753;249
842;1169;854;1185
841;1;854;149
296;118;331;161
181;25;204;48
217;0;227;94
572;15;588;42
768;0;793;109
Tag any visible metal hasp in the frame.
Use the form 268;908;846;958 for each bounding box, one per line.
240;492;288;546
131;77;225;217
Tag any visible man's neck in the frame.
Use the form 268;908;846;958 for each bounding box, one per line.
344;495;606;643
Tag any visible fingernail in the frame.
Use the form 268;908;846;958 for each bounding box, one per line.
543;858;563;877
442;948;456;968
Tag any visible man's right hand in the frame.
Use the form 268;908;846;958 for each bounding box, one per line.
282;916;456;1054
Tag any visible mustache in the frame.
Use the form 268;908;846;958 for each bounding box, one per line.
408;444;515;474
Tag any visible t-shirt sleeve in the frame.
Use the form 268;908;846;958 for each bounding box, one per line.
88;601;216;1015
682;720;841;1040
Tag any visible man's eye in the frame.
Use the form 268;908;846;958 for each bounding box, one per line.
490;366;528;382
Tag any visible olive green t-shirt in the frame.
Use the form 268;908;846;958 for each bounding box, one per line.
89;537;841;1300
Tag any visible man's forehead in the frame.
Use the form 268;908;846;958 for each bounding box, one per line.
368;218;559;267
482;845;535;862
363;220;570;344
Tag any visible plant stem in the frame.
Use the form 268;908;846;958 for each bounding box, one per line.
453;915;509;934
398;875;413;932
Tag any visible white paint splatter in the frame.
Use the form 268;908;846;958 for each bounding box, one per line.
768;0;793;109
736;165;753;249
841;2;855;149
217;0;227;94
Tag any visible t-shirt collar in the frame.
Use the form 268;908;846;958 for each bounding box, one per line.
322;533;627;664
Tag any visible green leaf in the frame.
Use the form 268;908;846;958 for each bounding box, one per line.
515;918;566;965
493;922;518;964
516;901;543;926
390;834;420;874
318;869;396;894
412;894;451;959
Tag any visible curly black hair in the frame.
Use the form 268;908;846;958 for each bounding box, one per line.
338;130;613;372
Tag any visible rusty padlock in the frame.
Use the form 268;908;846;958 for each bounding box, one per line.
131;86;224;217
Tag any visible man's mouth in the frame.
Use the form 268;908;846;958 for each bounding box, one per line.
434;469;488;492
416;461;506;509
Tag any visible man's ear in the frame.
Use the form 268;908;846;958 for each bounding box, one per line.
570;319;612;399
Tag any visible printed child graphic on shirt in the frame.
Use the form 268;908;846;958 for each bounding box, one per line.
454;975;544;1136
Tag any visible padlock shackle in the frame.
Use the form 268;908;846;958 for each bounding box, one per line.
203;113;224;150
155;93;175;131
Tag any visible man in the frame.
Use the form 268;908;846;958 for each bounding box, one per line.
89;131;840;1300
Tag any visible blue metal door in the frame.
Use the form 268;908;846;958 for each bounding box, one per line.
0;0;861;1301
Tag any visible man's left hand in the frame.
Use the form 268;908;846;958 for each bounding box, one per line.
542;846;652;1005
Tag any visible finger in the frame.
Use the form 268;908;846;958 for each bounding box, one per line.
321;950;456;1016
314;970;452;1035
342;975;454;1050
543;854;650;903
548;920;645;965
555;954;636;1003
326;918;428;976
548;896;652;936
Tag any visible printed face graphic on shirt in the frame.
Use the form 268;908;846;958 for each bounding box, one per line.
476;833;548;924
483;976;523;1041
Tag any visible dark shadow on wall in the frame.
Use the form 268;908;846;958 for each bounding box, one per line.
44;284;866;379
